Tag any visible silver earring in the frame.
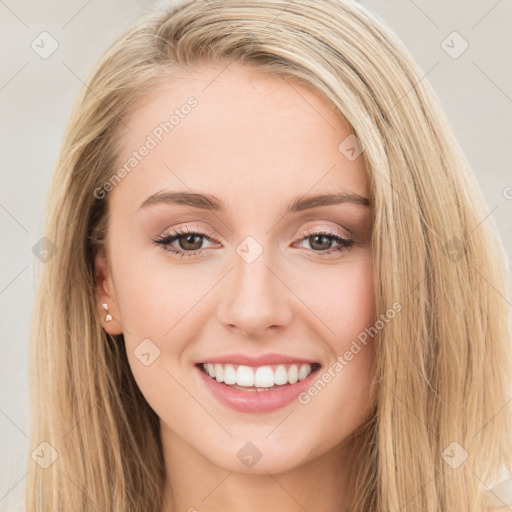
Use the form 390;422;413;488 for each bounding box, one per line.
101;303;113;323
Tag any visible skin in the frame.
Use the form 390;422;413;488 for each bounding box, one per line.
95;60;377;512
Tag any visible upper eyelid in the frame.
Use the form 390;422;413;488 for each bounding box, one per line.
156;226;352;251
159;224;351;241
152;225;358;260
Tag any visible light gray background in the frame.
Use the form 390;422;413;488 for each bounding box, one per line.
1;0;511;507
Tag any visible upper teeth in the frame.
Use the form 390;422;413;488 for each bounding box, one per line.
202;363;314;387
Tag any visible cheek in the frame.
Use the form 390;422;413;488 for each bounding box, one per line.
109;227;205;341
293;260;377;446
303;254;376;345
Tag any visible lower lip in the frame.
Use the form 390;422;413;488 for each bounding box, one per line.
196;365;320;413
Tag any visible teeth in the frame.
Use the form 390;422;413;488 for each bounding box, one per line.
201;362;315;387
288;365;299;384
223;364;237;385
214;363;224;382
274;365;288;385
298;364;311;381
236;365;254;386
254;366;274;387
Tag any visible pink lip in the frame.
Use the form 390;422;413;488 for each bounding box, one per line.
196;363;321;413
198;352;319;366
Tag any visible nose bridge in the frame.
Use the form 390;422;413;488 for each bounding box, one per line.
216;235;293;337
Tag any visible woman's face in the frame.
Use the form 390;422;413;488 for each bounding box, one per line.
96;61;376;474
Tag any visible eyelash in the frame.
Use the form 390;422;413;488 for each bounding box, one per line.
152;225;355;259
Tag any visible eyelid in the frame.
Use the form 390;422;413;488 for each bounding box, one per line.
159;223;220;242
152;221;357;262
156;221;351;245
295;224;352;241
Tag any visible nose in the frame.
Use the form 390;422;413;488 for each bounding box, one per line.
216;248;293;339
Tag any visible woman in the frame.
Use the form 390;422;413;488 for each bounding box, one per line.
26;0;512;510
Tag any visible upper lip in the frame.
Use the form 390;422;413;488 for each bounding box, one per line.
198;353;320;367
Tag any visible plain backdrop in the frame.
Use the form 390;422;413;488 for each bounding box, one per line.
1;0;511;507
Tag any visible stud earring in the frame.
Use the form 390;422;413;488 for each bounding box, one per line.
101;303;113;323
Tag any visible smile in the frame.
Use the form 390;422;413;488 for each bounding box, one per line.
196;360;322;413
200;362;321;390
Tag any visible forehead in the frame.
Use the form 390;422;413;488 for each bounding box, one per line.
109;61;368;214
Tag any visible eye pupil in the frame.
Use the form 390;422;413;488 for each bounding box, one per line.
310;234;332;251
179;234;203;250
155;229;351;258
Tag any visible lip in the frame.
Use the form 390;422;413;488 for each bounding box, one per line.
198;352;319;367
196;362;321;413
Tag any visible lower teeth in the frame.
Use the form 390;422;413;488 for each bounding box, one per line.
202;368;294;391
226;383;289;392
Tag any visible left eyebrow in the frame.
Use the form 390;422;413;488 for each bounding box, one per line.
137;190;370;213
286;192;370;212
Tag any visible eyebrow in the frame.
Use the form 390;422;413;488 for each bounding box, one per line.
138;190;370;214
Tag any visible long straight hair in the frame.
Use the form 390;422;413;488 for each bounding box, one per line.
26;0;512;510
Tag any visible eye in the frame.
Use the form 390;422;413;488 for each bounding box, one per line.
293;228;355;256
152;226;355;258
152;226;218;258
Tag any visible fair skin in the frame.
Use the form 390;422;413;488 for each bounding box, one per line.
95;61;377;512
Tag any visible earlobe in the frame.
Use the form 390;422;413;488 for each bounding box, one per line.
94;246;123;335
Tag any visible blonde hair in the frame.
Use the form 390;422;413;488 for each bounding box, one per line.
25;0;512;510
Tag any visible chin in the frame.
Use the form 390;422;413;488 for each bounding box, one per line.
197;434;319;475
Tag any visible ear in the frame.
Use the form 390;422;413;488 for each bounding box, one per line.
94;246;123;335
